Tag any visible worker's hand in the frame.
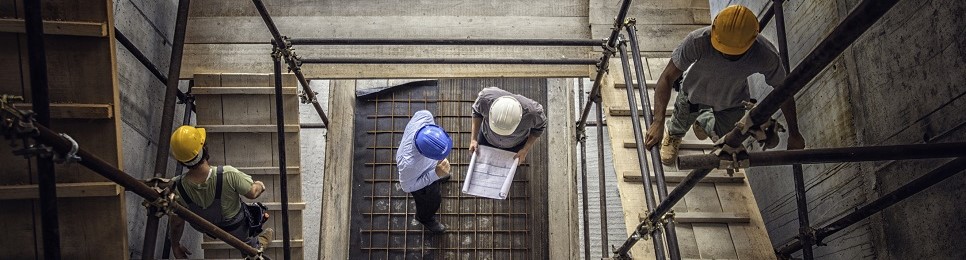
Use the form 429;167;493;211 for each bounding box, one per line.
786;130;806;150
514;148;530;164
468;140;479;153
435;159;451;176
172;243;192;259
644;122;665;149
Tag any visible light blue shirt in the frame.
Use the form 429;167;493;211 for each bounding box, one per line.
395;110;442;193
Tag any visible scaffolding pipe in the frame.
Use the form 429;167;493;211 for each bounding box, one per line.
576;0;636;132
625;22;682;260
300;57;599;65
717;0;901;151
273;52;293;260
289;38;604;46
143;1;190;258
595;98;610;258
617;37;668;260
776;157;966;256
758;3;775;31
578;80;592;260
0;110;261;256
676;142;966;169
251;0;329;127
24;0;61;258
113;28;189;104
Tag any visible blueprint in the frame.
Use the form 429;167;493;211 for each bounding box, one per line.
462;145;520;200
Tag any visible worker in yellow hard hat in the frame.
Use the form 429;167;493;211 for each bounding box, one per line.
166;125;273;258
644;5;805;164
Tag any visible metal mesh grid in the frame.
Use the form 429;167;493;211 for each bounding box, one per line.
348;80;548;259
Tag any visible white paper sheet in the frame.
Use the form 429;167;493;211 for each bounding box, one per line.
461;145;519;200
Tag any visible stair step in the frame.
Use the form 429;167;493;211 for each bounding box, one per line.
202;239;304;249
614;81;657;89
609;108;673;117
639;212;750;223
624;141;712;150
623;170;744;183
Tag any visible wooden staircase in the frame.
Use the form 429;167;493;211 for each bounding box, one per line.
193;73;305;259
599;58;774;259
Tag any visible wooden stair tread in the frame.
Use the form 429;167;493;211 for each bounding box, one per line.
202;239;304;249
623;141;713;150
609;108;673;116
196;124;300;133
622;170;745;183
192;87;297;95
639;211;750;223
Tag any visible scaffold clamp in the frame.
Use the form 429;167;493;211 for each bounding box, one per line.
53;133;81;164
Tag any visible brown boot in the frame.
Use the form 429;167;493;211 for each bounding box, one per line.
692;122;709;140
660;135;682;165
257;228;274;250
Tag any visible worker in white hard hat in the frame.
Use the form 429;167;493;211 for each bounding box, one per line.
469;87;547;163
644;5;806;165
167;125;274;258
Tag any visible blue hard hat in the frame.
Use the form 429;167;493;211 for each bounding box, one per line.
414;124;452;160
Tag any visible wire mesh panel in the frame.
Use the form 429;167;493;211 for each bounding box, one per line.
349;79;549;259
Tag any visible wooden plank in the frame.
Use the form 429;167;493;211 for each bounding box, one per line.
591;24;703;52
220;73;271;87
639;211;750;223
0;182;121;200
12;103;112;119
688;183;739;259
202;239;305;249
197;124;300;133
623;141;712;150
546;78;579;259
222;94;273;125
224;133;274;167
622;170;744;183
182;44;591;79
189;0;586;17
186;16;590;43
262;202;306;211
614;81;657;89
193;73;222;87
192;87;297;95
609;108;674;116
716;183;774;259
320;81;355;259
0;18;107;37
234;166;300;175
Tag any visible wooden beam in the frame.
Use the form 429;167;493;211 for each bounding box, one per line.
609;108;674;116
0;182;122;200
13;103;113;119
615;81;657;89
0;18;107;37
639;212;750;223
262;202;307;211
197;124;300;133
234;166;300;175
192;87;297;95
622;171;745;183
202;239;304;249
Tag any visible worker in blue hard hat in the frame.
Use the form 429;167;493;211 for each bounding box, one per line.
396;110;453;233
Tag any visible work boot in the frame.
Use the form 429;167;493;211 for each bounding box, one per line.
257;228;274;250
692;122;709;140
660;135;682;165
420;218;447;234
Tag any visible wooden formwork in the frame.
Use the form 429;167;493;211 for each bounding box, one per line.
0;0;127;258
192;73;304;259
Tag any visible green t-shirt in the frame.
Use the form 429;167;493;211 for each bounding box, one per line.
173;165;254;221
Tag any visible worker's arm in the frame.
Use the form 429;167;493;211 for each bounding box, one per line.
168;214;192;258
780;99;805;149
244;181;265;199
644;61;684;149
514;134;540;163
469;117;483;153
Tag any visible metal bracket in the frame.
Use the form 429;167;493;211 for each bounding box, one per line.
142;191;176;218
53;133;81;164
712;138;750;171
244;252;266;260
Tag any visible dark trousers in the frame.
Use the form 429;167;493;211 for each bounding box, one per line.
477;132;526;152
412;179;442;223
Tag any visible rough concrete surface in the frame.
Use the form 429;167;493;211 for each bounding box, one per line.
300;80;330;259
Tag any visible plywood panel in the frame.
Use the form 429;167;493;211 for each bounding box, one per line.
591;24;703;52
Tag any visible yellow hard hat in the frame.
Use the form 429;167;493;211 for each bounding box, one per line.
711;5;759;55
170;125;207;164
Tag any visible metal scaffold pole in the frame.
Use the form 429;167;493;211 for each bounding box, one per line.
289;38;604;46
616;35;667;260
273;45;293;260
578;80;592;260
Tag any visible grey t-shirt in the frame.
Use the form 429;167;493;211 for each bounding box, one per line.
472;87;547;149
671;26;786;110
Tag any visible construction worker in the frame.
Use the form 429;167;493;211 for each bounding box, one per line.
167;125;274;258
644;5;806;164
397;110;453;233
469;87;547;163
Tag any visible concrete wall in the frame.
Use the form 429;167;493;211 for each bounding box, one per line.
710;0;966;259
114;0;199;258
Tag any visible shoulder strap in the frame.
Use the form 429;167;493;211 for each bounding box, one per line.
176;177;196;206
214;166;224;200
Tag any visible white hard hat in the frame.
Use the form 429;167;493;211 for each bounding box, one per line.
488;96;523;136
